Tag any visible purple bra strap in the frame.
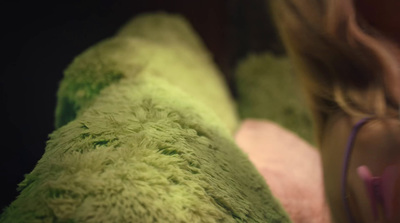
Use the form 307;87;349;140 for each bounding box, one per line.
341;117;370;223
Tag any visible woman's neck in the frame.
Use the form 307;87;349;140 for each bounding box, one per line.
321;112;400;223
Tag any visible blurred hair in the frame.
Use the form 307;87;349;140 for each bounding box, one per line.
269;0;400;144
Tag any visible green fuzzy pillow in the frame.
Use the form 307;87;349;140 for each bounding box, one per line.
235;53;314;144
55;13;238;133
1;13;291;223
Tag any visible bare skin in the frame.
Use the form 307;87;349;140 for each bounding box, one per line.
324;1;400;222
235;3;400;223
321;113;400;223
235;116;399;223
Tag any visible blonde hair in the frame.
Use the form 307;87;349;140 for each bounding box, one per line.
269;0;400;144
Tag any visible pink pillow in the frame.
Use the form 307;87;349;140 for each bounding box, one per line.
235;119;332;223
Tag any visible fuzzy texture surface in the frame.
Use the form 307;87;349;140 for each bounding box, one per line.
235;120;332;223
234;54;334;222
235;53;314;144
56;13;238;134
1;13;291;223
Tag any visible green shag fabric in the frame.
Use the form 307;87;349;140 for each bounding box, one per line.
235;53;314;144
55;13;238;134
1;13;291;223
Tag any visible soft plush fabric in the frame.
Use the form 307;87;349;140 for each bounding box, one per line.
235;53;314;144
0;13;291;222
56;13;238;134
235;119;332;223
234;54;333;222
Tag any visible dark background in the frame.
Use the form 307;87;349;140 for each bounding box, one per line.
0;0;282;211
